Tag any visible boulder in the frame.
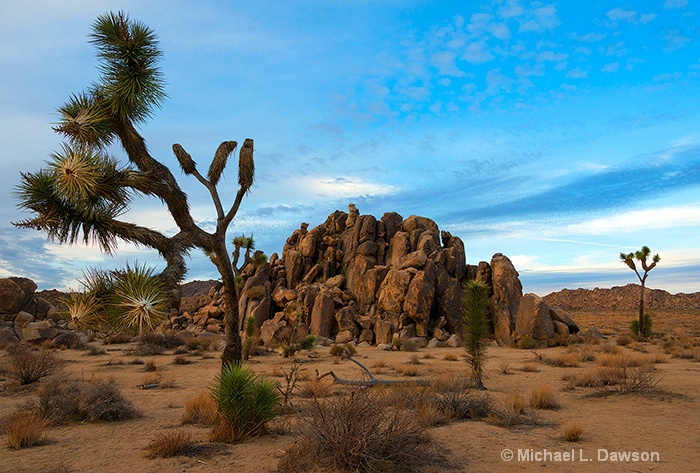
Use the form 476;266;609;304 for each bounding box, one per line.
548;306;580;334
310;290;334;338
377;269;413;313
403;271;435;337
0;279;25;317
9;277;37;308
490;253;522;345
0;325;20;348
514;293;555;341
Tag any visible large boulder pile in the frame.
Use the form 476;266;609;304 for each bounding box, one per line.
0;277;81;348
171;206;579;348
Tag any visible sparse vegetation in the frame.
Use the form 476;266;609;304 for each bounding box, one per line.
329;343;356;358
631;312;653;339
562;420;584;442
518;336;537;349
4;344;62;385
528;383;560;409
146;429;197;458
35;378;141;423
181;391;218;425
620;246;660;341
210;362;280;442
2;412;49;449
278;388;447;473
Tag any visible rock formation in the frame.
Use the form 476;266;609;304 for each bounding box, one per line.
171;205;580;348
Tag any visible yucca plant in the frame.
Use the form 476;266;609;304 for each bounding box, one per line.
63;292;104;333
463;280;491;390
111;262;167;337
211;362;280;442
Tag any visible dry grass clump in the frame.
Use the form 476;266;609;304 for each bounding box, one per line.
562;361;662;394
35;378;141;423
3;344;62;385
528;384;560;410
408;354;422;365
562;420;584;442
329;343;356;358
278;388;448;473
616;334;633;346
597;352;647;368
181;391;218;425
544;352;580;368
499;361;513;375
488;393;540;427
146;429;197;458
2;412;49;449
443;353;459;361
297;378;334;399
521;363;540;372
173;355;192;365
397;365;421;377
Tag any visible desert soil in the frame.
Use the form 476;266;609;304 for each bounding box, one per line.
1;309;699;473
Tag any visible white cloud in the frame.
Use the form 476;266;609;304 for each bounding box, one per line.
462;41;494;64
566;67;589;79
562;205;700;236
293;177;399;199
664;0;688;9
601;62;619;73
519;4;560;33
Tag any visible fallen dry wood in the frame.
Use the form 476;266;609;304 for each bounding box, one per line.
315;356;430;386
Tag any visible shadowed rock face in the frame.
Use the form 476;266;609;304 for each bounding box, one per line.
171;206;581;348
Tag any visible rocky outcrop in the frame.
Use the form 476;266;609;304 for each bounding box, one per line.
167;205;573;349
543;284;700;312
0;277;79;348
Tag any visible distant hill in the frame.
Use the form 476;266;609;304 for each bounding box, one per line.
543;284;700;312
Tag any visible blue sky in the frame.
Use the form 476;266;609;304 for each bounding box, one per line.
1;0;699;295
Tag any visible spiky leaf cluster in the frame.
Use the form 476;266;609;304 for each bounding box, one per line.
112;262;167;336
14;144;131;253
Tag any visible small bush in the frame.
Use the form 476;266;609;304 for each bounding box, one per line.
144;360;158;372
393;337;418;352
408;354;421;365
36;379;141;423
562;420;584;442
528;384;560;409
173;356;192;365
329;343;356;358
518;337;537;349
298;335;316;351
210;362;280;442
430;391;491;421
499;362;512;375
616;334;632;346
278;389;447;473
298;378;334;399
146;429;197;458
630;313;653;339
5;344;62;385
2;412;48;449
443;353;459;361
488;393;540;427
133;343;165;356
521;363;540;373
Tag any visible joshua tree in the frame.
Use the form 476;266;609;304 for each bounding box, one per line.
620;246;660;341
232;234;255;276
13;11;253;364
462;279;491;390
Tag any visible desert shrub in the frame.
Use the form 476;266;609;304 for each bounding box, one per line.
563;363;661;394
488;393;540;427
329;343;356;358
146;429;197;458
2;412;49;449
398;365;420;377
443;353;459;361
616;334;632;346
521;363;540;373
4;344;62;385
144;360;158;372
139;332;185;349
36;379;140;423
133;343;165;356
499;361;513;375
298;378;334;399
173;355;191;365
298;335;316;351
408;354;421;365
630;313;653;339
210;362;280;442
279;388;446;473
562;420;584;442
518;336;537;349
528;384;560;409
431;391;491;421
539;352;579;368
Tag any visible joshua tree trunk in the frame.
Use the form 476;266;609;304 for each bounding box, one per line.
213;243;243;364
638;277;646;341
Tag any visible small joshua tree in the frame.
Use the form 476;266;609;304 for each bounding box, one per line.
232;235;255;276
462;280;491;390
620;246;660;341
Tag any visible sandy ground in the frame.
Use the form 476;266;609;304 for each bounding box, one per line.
1;309;699;473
